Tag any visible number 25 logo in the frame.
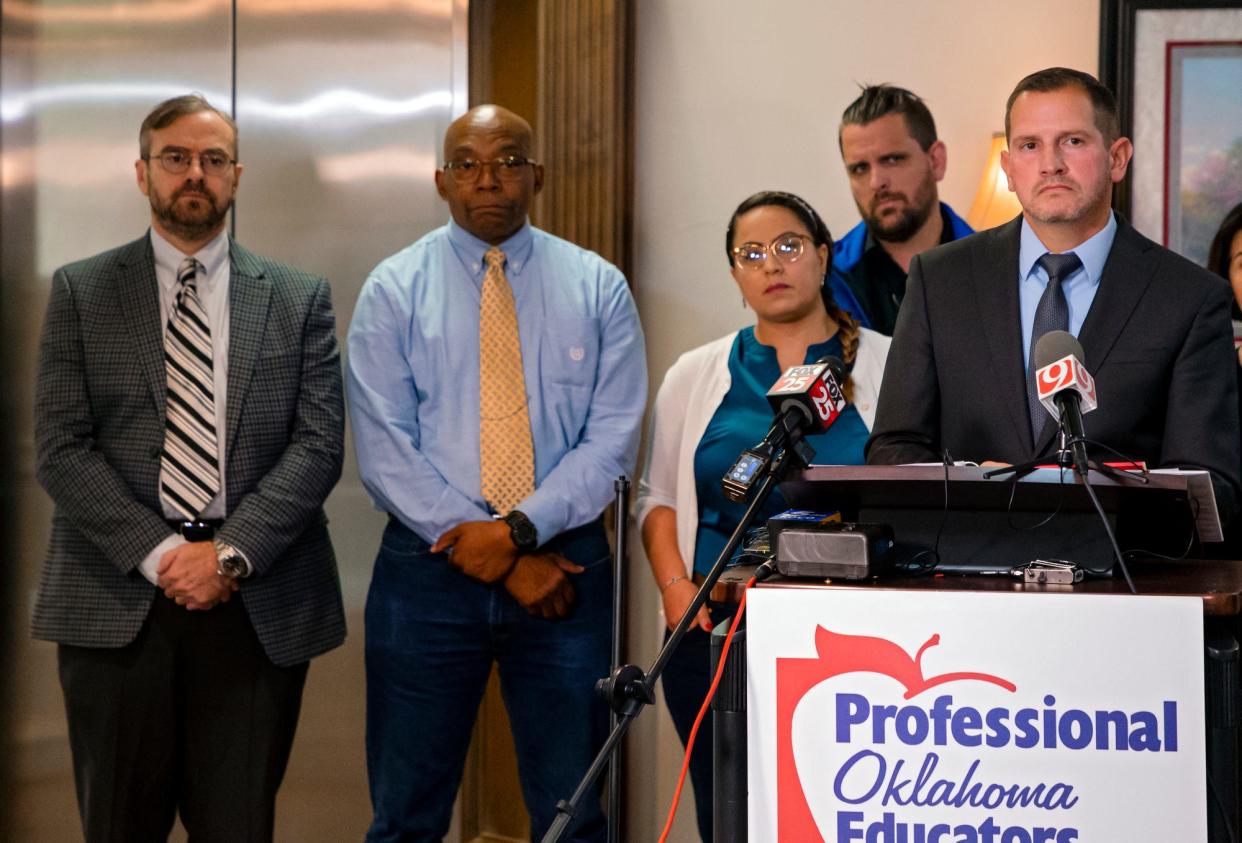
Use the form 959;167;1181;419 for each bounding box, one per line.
775;373;811;393
809;382;833;421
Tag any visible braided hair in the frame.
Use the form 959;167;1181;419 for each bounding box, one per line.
725;190;860;401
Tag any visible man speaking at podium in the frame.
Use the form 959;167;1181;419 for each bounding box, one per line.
866;67;1240;520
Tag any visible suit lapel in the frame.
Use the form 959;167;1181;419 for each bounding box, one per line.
1077;221;1155;367
114;236;167;422
226;240;272;459
1033;220;1156;454
972;218;1034;453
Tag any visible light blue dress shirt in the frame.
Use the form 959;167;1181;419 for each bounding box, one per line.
347;219;647;547
1018;211;1118;369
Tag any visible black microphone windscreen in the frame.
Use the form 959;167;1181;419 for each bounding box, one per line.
814;355;846;382
1033;330;1084;370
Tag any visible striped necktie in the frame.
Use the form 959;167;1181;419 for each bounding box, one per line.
479;247;535;514
160;256;220;519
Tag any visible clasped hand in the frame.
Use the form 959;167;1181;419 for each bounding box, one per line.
503;552;584;619
434;520;582;618
432;520;520;582
157;541;237;611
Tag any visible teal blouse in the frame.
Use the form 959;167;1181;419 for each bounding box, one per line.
691;328;869;575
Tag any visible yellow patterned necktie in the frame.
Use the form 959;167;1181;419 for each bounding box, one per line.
479;247;535;514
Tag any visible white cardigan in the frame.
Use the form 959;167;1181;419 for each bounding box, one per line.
635;327;891;575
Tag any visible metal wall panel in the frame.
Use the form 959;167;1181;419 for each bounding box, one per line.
231;5;466;835
2;1;233;275
3;1;467;837
233;0;465;604
1;2;232;820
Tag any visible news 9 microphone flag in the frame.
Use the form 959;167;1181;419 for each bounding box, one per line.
1034;332;1098;419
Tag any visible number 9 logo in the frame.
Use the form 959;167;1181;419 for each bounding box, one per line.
1036;359;1073;394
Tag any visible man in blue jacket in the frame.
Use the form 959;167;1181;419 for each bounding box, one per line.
828;85;974;335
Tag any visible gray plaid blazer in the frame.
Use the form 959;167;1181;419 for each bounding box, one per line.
33;234;346;667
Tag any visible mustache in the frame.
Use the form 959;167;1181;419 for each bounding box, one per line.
174;181;215;202
869;191;908;211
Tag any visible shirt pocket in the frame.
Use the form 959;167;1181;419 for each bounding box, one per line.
540;317;600;390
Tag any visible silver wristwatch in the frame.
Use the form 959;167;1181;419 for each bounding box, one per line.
213;539;249;579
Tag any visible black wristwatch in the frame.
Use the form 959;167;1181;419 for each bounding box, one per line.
503;510;538;552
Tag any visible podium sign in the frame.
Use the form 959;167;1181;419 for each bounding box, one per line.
747;588;1206;842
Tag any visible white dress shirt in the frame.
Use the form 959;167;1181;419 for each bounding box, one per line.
137;227;232;585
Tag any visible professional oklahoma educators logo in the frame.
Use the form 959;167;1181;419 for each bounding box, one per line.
776;628;1179;842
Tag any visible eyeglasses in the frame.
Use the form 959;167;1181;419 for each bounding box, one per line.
144;149;236;177
442;155;537;182
731;232;814;270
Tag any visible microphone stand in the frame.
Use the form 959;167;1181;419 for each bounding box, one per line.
983;418;1073;482
539;437;807;843
983;424;1147;485
983;419;1142;592
607;477;629;843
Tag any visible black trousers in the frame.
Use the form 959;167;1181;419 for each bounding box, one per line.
58;593;308;843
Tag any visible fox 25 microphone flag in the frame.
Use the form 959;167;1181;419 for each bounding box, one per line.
766;357;848;435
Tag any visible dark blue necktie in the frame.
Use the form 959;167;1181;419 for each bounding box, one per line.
1027;251;1082;444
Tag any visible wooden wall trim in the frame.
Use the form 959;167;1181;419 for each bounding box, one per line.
461;3;633;840
534;0;632;277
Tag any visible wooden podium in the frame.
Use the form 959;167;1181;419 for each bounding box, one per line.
701;465;1238;840
778;464;1223;572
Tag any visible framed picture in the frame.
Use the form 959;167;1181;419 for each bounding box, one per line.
1100;0;1242;264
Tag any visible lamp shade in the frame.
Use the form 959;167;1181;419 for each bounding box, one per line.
966;132;1023;231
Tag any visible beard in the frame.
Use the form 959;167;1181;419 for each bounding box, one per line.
863;177;938;244
149;180;232;242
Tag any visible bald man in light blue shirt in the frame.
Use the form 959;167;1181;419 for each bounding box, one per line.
346;105;645;843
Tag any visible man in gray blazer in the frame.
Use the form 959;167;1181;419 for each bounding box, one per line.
867;67;1240;520
32;94;346;842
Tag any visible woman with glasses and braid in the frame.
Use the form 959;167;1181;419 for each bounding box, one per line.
635;190;891;841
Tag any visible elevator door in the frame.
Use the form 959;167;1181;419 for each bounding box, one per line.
2;0;466;839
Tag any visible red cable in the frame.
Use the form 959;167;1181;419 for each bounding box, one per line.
657;575;757;843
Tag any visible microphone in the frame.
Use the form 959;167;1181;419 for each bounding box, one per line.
722;357;848;502
765;356;848;436
1033;331;1097;477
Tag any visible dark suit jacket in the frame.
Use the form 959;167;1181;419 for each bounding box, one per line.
866;216;1241;521
33;234;346;667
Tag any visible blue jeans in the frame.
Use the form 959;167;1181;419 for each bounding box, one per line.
364;516;612;843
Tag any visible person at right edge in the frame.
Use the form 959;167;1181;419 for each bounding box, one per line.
636;190;890;841
1207;201;1242;554
867;67;1240;526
